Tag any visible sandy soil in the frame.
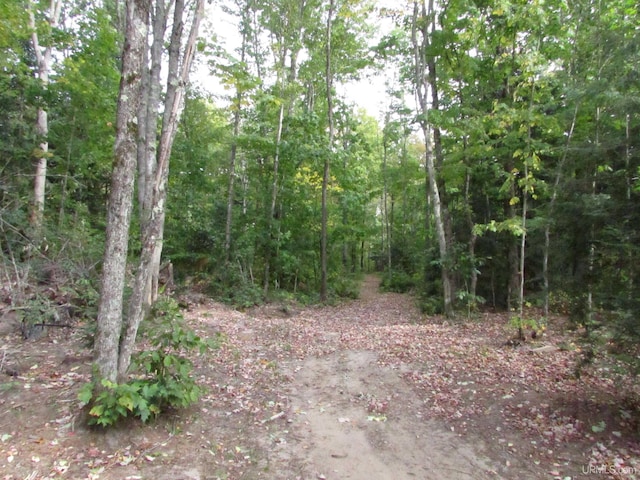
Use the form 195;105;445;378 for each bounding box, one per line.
262;276;502;479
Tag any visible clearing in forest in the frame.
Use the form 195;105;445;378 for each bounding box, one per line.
0;275;638;479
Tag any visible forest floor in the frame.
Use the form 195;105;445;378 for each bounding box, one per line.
1;274;639;479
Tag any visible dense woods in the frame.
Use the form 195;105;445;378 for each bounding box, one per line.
1;0;639;397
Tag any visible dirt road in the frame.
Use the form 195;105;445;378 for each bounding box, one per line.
262;275;501;479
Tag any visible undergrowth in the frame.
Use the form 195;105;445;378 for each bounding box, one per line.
78;297;222;427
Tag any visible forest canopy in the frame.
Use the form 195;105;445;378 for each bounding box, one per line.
1;0;638;367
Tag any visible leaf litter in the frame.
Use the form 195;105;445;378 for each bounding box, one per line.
0;275;638;479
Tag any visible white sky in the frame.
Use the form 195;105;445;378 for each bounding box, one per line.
192;0;397;120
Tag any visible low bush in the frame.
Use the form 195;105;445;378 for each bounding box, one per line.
331;274;360;300
380;270;415;293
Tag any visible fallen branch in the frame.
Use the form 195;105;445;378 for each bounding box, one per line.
261;411;285;424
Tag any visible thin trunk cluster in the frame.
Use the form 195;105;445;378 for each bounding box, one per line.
95;0;149;383
95;0;205;383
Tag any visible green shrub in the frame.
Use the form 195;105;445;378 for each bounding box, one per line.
509;314;546;340
418;297;442;315
208;264;264;309
455;290;485;317
78;379;160;425
331;275;360;299
380;270;415;293
79;297;221;427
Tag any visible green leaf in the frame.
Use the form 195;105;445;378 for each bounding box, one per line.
89;404;104;417
78;382;94;405
119;395;135;411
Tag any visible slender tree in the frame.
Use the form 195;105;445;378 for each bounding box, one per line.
320;0;335;301
95;0;149;383
119;0;205;378
27;0;63;232
410;0;453;316
95;0;205;382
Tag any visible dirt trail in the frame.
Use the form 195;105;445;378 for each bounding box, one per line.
0;274;549;480
266;275;500;479
3;274;636;479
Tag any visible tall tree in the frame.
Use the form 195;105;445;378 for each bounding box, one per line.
410;0;454;316
95;0;149;383
95;0;205;382
27;0;63;232
320;0;335;301
119;0;205;378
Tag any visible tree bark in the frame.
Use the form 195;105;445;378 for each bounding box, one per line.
118;0;205;380
320;0;335;302
224;22;249;265
411;0;454;316
95;0;149;383
382;117;392;271
138;0;169;230
27;0;63;232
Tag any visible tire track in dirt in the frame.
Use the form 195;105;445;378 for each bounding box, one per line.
267;275;503;479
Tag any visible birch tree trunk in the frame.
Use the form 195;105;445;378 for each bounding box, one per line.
27;0;63;232
411;0;454;317
95;0;149;383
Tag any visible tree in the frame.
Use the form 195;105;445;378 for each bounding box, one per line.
120;0;206;379
409;0;454;316
320;0;335;301
27;0;63;233
95;0;149;383
95;0;206;382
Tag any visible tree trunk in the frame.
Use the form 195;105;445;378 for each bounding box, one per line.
543;103;578;317
411;0;453;316
518;165;528;339
464;170;478;299
117;0;205;380
137;0;168;227
423;124;454;316
320;0;335;302
263;103;285;295
95;0;149;383
136;0;168;306
507;199;519;312
382;121;391;271
27;0;63;232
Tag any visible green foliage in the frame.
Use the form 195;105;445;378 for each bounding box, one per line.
330;273;361;300
509;314;546;340
604;307;640;371
455;290;485;318
418;295;443;316
547;290;573;315
17;294;60;339
208;263;264;309
78;379;161;426
380;270;416;293
79;297;220;427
